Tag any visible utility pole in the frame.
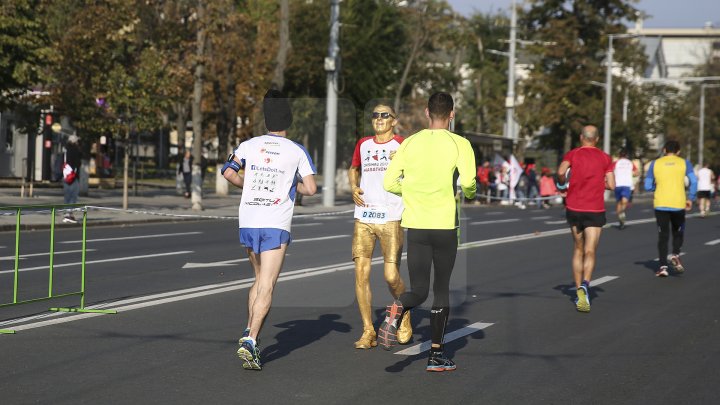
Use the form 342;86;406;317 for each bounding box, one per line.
505;0;517;140
322;0;340;207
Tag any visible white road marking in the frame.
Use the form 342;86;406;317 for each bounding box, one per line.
485;212;505;216
0;249;97;260
61;232;203;244
292;223;322;227
293;235;350;243
0;251;193;274
530;216;552;220
471;219;520;225
706;239;720;246
395;322;495;355
569;276;619;290
0;216;662;332
182;258;249;269
545;220;567;224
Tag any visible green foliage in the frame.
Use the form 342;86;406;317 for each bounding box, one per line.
457;11;509;135
519;0;643;153
285;0;406;164
0;0;50;109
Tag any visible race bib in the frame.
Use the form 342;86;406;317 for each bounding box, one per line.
359;206;388;224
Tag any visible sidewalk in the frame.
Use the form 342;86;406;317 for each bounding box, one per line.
0;183;355;231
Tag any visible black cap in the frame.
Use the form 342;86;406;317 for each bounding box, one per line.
263;89;293;132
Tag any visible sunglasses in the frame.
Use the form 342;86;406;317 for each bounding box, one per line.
371;112;395;119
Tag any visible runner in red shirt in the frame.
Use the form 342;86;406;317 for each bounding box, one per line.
556;125;615;313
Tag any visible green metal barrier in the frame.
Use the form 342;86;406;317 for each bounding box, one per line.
0;204;116;334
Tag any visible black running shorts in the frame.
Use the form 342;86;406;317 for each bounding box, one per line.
566;209;606;230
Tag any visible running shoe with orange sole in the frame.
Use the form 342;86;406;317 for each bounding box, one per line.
377;299;403;350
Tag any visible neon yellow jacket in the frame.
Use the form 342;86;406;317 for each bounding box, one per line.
383;129;477;229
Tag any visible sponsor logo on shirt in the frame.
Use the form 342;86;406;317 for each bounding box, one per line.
250;164;285;174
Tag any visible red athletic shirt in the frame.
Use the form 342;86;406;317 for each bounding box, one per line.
562;146;613;212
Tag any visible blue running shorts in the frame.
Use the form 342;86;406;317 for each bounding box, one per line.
614;186;632;202
239;228;292;254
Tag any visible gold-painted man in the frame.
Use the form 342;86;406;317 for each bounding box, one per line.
348;104;411;349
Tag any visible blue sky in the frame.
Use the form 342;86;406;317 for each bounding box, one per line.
448;0;720;28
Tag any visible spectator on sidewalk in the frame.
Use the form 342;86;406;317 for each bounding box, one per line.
178;149;193;198
477;161;491;204
539;167;557;209
62;135;82;223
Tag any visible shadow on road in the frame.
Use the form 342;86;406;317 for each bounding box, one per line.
552;283;606;305
261;313;351;363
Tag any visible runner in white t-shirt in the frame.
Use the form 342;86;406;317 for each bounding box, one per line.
348;104;411;349
222;89;317;371
696;163;715;217
612;149;638;229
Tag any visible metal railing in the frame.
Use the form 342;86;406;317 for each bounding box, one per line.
0;204;116;334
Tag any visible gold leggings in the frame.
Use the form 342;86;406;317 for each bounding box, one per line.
352;220;405;330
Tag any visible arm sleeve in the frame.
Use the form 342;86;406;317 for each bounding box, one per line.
685;159;698;201
644;161;656;192
383;143;404;195
458;139;477;200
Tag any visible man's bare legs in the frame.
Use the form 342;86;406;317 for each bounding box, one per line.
570;226;602;288
245;245;287;340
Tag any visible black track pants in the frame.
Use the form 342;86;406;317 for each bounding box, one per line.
655;209;685;266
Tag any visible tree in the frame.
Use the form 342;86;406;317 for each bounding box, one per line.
458;10;509;135
284;0;407;167
518;0;644;157
0;0;49;110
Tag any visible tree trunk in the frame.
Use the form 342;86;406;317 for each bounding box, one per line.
191;0;206;211
271;0;291;90
563;129;572;156
394;28;427;114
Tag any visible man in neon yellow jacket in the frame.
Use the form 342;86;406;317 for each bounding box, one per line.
379;92;476;372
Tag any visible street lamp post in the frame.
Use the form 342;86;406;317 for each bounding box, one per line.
505;0;517;140
322;0;340;207
603;33;637;156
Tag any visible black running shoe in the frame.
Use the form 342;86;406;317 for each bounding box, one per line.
377;299;403;350
427;351;456;372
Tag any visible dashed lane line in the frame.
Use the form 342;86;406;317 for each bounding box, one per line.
395;322;495;356
61;231;202;244
470;219;520;225
0;251;193;275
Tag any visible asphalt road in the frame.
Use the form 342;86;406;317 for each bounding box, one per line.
1;201;719;404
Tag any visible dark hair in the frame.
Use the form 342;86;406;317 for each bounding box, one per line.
618;148;628;158
663;140;680;154
427;92;453;120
